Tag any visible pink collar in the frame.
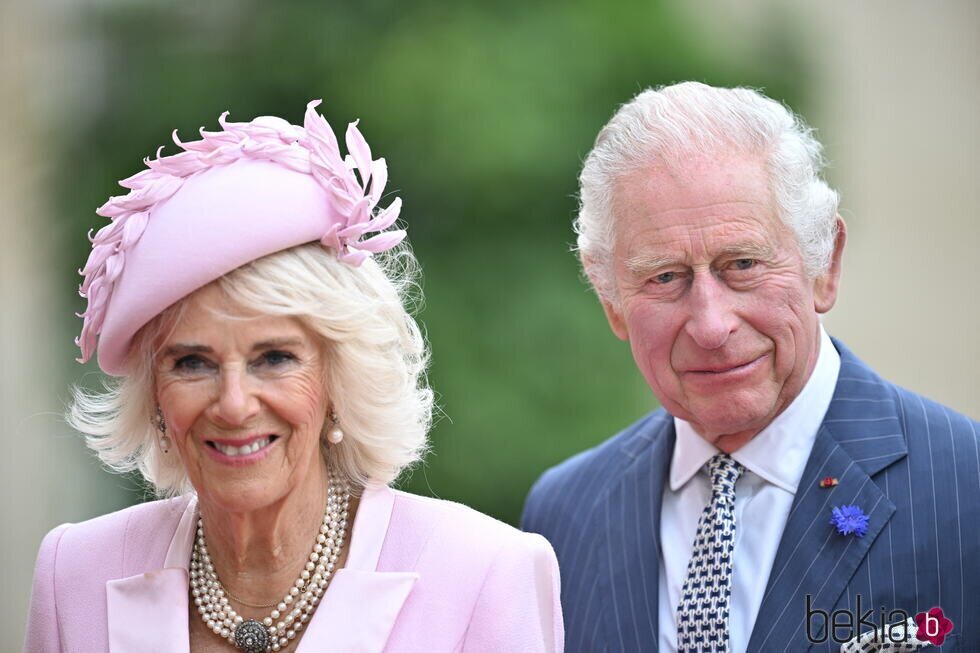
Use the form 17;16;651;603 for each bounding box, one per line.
106;484;417;652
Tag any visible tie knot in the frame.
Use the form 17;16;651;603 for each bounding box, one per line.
707;453;743;501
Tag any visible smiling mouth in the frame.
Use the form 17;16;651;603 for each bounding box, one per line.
206;435;278;457
687;353;767;375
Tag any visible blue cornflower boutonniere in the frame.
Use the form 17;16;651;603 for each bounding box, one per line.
830;504;870;537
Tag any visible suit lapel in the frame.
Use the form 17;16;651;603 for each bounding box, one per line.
106;486;417;653
747;341;907;651
297;484;417;653
106;496;197;652
296;568;417;653
106;568;191;652
597;411;674;652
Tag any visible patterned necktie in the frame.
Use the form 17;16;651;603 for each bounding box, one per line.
676;453;746;653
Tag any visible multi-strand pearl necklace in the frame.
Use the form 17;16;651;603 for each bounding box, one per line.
189;475;351;652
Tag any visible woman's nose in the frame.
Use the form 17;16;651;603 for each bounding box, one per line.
209;367;260;427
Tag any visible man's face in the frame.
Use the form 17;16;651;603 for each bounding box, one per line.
598;153;844;452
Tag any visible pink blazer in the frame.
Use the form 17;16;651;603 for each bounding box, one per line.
25;485;563;652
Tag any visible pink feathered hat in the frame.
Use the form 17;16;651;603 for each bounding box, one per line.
76;100;405;376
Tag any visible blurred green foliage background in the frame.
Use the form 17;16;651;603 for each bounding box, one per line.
60;0;806;524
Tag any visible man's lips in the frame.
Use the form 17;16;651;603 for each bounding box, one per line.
681;353;768;375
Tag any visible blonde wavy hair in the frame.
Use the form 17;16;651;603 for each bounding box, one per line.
68;242;433;496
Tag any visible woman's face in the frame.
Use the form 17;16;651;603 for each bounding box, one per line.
154;284;329;513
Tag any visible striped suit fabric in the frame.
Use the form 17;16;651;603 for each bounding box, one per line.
521;339;978;652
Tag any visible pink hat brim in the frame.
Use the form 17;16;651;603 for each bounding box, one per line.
96;158;337;375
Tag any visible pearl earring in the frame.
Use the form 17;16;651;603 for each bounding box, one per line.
327;412;344;444
153;406;167;433
154;407;171;454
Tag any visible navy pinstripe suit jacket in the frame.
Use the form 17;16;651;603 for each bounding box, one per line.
522;340;978;652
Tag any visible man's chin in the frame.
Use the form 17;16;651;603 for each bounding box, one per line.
682;400;777;449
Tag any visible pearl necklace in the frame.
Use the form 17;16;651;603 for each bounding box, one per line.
189;475;350;652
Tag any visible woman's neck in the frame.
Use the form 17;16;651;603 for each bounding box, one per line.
196;459;332;606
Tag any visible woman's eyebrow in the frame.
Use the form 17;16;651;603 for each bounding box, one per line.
251;337;304;351
162;343;212;357
163;338;304;357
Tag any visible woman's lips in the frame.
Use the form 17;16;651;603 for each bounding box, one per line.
204;434;279;465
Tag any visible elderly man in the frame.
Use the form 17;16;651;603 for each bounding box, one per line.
522;82;977;652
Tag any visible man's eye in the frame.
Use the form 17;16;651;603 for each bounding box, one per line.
655;271;677;284
731;258;756;271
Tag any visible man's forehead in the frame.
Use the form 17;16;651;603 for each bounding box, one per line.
613;151;772;216
608;152;795;266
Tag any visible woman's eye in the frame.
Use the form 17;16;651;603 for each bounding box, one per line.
174;355;208;371
257;350;296;367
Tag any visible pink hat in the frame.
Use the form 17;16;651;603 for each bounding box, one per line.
76;100;405;376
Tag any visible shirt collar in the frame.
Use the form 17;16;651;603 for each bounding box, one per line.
670;326;840;493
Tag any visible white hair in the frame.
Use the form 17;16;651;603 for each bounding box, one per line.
575;81;840;302
69;242;433;496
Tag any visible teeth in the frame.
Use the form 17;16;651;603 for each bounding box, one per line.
214;437;271;457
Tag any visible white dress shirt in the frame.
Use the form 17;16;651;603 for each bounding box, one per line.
658;326;840;653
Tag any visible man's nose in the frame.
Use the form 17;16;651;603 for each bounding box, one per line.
683;272;738;350
209;367;260;427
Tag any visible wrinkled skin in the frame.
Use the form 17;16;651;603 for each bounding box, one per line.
153;284;350;650
154;284;330;514
594;153;846;453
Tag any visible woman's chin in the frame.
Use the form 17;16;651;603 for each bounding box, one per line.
195;481;286;515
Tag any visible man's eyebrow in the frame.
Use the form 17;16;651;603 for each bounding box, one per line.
715;242;776;260
623;253;679;275
622;242;776;275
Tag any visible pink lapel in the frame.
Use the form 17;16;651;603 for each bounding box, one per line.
297;483;418;653
105;485;415;653
105;496;197;653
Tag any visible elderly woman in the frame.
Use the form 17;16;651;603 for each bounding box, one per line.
25;102;563;653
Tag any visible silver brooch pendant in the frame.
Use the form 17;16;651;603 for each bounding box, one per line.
234;619;269;653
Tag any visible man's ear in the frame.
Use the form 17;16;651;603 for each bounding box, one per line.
583;255;630;341
600;298;630;341
814;215;846;314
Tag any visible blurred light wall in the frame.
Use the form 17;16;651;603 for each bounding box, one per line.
1;2;139;645
810;1;978;418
